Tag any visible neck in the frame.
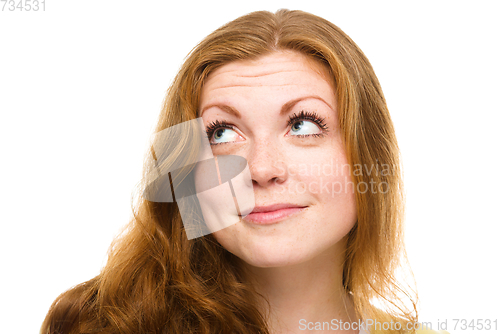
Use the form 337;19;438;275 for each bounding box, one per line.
242;242;359;334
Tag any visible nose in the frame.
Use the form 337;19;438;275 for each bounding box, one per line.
246;139;288;188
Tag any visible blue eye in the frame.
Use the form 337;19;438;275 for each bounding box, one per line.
287;110;328;138
212;127;239;144
290;120;322;136
205;110;328;146
205;120;240;145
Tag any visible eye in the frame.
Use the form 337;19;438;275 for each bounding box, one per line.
290;120;321;135
205;110;329;146
287;111;329;137
205;120;241;145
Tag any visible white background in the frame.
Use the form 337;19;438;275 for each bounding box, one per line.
1;1;499;333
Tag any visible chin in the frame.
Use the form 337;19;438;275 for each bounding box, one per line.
243;248;306;268
215;231;318;269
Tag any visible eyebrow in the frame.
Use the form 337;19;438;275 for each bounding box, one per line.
199;95;333;118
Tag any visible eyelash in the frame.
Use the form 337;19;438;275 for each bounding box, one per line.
205;110;329;146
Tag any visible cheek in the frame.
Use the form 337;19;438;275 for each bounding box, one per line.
211;225;244;258
293;147;357;228
285;144;354;198
299;168;353;196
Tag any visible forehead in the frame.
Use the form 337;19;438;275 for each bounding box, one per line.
199;51;335;115
209;50;329;77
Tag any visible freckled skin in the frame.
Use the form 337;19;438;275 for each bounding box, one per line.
198;51;357;269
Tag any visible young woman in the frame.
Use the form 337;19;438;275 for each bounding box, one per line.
41;9;449;334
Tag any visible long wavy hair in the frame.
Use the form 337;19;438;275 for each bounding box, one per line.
41;9;417;334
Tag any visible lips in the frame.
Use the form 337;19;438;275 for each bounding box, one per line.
240;203;307;224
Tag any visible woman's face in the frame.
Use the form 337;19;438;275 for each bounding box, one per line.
198;50;357;268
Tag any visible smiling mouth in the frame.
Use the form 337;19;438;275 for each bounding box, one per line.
239;205;308;225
